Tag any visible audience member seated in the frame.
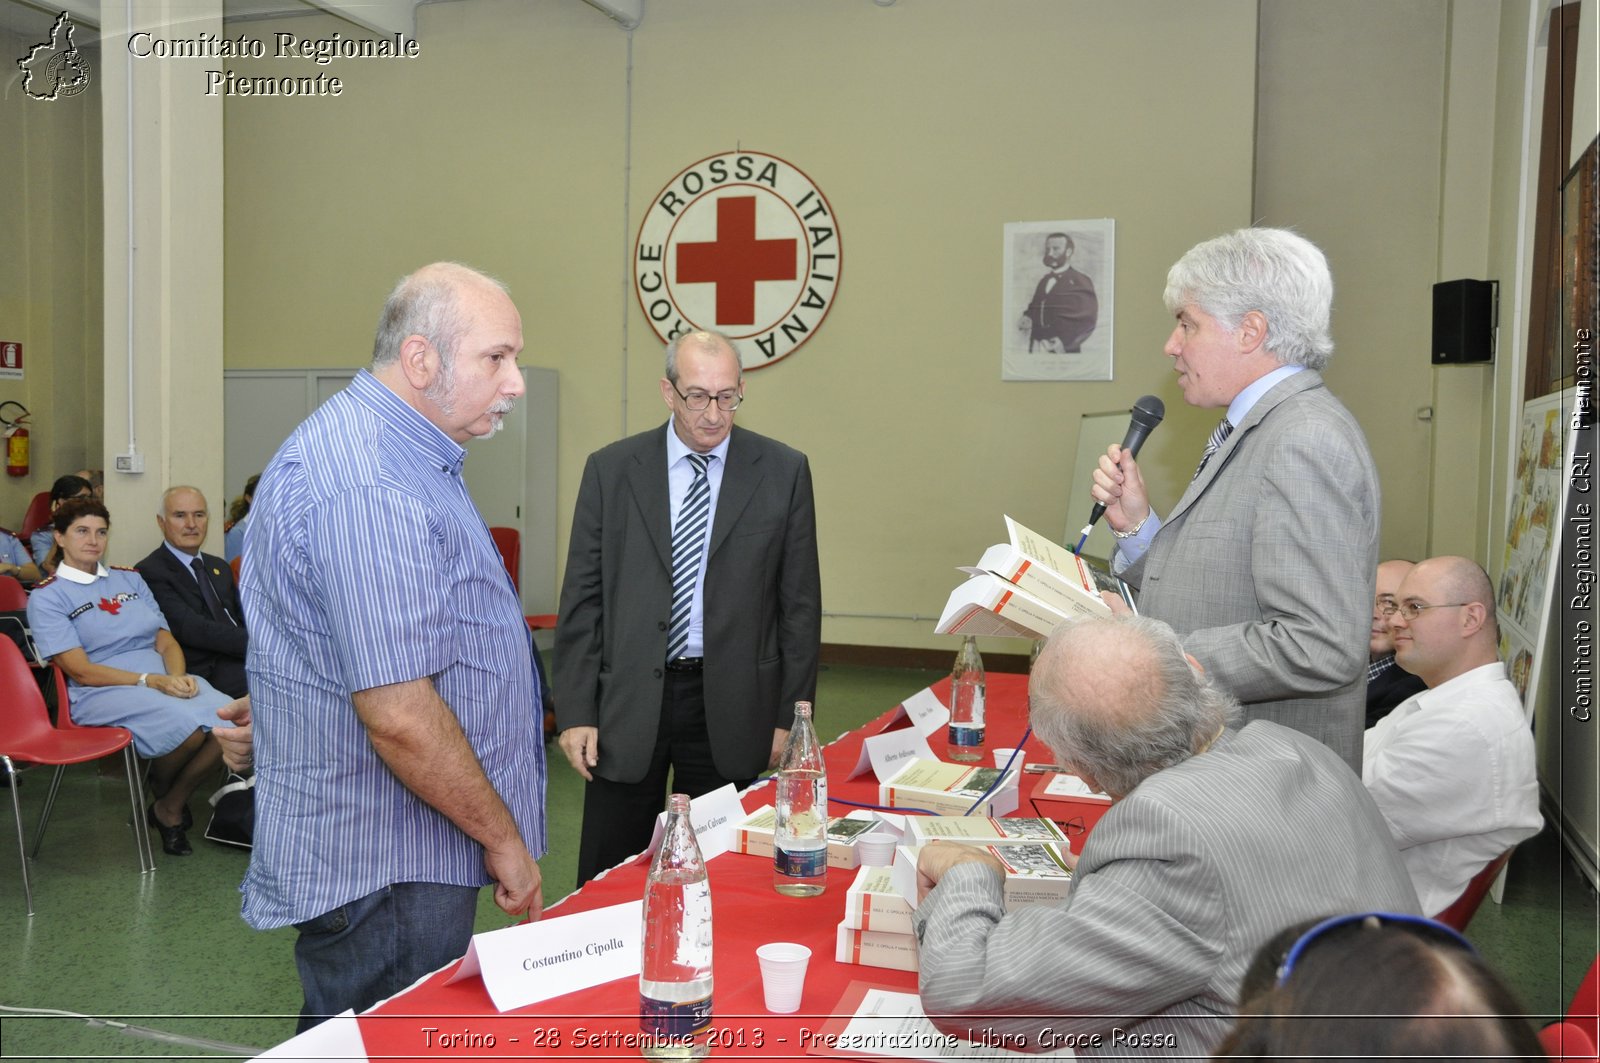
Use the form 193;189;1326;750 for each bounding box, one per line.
912;615;1420;1059
0;527;40;585
1365;558;1426;728
135;486;248;698
74;468;104;501
1214;911;1546;1059
26;498;234;856
30;474;94;575
1364;555;1542;915
224;473;259;564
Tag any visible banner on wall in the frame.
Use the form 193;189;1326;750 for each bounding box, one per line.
633;151;841;370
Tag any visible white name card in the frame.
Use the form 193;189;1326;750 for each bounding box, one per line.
901;686;951;737
642;783;744;860
448;900;643;1013
847;726;937;782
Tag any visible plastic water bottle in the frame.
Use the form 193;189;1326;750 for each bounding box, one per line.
640;793;712;1059
946;635;986;762
773;701;828;897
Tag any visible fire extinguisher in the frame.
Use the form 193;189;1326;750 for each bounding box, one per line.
1;402;30;478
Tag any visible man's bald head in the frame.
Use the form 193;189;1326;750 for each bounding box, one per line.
370;262;510;371
1028;616;1239;798
1389;555;1500;687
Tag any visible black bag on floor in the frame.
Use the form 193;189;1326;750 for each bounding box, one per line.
205;771;255;849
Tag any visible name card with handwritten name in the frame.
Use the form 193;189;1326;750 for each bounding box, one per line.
448;900;644;1013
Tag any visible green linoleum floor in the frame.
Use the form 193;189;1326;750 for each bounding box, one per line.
1;663;1595;1059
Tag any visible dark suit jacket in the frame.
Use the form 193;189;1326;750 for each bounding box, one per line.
554;423;821;784
1025;266;1098;351
1124;371;1380;771
1366;658;1427;729
135;545;249;697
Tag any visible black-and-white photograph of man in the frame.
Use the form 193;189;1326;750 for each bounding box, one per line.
1003;218;1115;381
1021;232;1097;353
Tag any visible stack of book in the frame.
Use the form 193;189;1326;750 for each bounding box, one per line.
904;815;1070;848
834;838;1078;973
879;758;1020;817
731;806;884;870
836;864;920;973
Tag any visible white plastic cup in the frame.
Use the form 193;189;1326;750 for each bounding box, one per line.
993;747;1021;769
857;831;898;867
756;942;811;1013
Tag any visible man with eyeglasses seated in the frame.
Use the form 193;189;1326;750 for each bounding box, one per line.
1363;555;1541;916
554;329;820;887
914;615;1419;1059
1365;559;1427;728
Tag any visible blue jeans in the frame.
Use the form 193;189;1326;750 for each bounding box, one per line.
292;881;480;1032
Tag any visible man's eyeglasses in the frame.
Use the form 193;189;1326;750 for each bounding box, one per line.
671;382;742;412
1378;600;1470;619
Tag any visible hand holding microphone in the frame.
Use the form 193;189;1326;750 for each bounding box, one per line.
1073;395;1164;554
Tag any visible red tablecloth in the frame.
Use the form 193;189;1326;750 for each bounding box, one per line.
354;674;1044;1062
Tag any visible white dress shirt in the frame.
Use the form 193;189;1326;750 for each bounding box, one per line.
1362;662;1542;914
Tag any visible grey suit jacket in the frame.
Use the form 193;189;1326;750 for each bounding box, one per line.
553;423;821;783
1125;370;1379;769
913;721;1421;1059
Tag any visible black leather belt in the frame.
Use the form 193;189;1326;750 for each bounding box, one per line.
665;656;704;673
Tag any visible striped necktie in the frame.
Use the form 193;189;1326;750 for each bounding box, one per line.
1193;417;1234;481
666;453;712;662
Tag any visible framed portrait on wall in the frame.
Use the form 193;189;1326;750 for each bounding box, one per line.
1002;219;1115;381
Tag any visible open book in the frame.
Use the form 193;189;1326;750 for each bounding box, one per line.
934;515;1117;638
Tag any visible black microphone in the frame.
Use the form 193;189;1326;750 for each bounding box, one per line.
1075;395;1165;550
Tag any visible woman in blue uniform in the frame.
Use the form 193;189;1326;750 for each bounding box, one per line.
27;498;233;855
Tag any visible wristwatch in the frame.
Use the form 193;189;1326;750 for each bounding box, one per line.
137;673;149;687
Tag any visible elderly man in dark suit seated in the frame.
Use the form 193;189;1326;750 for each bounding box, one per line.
913;615;1420;1060
135;486;248;698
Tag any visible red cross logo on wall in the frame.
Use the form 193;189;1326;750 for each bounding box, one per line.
675;196;798;325
635;150;842;368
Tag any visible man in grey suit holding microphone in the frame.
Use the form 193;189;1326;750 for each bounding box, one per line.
1092;227;1379;770
555;329;821;887
914;616;1419;1058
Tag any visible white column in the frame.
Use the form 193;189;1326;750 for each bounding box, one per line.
100;0;225;557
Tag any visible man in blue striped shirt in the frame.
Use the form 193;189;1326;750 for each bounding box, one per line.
239;262;547;1031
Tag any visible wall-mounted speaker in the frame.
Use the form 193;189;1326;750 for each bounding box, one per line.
1432;279;1497;365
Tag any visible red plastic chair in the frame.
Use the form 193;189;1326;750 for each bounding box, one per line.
1543;1020;1599;1062
18;491;50;541
489;526;521;594
1570;953;1600;1048
1432;848;1513;930
0;640;154;915
0;574;28;610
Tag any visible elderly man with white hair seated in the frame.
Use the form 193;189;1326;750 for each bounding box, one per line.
913;615;1419;1059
